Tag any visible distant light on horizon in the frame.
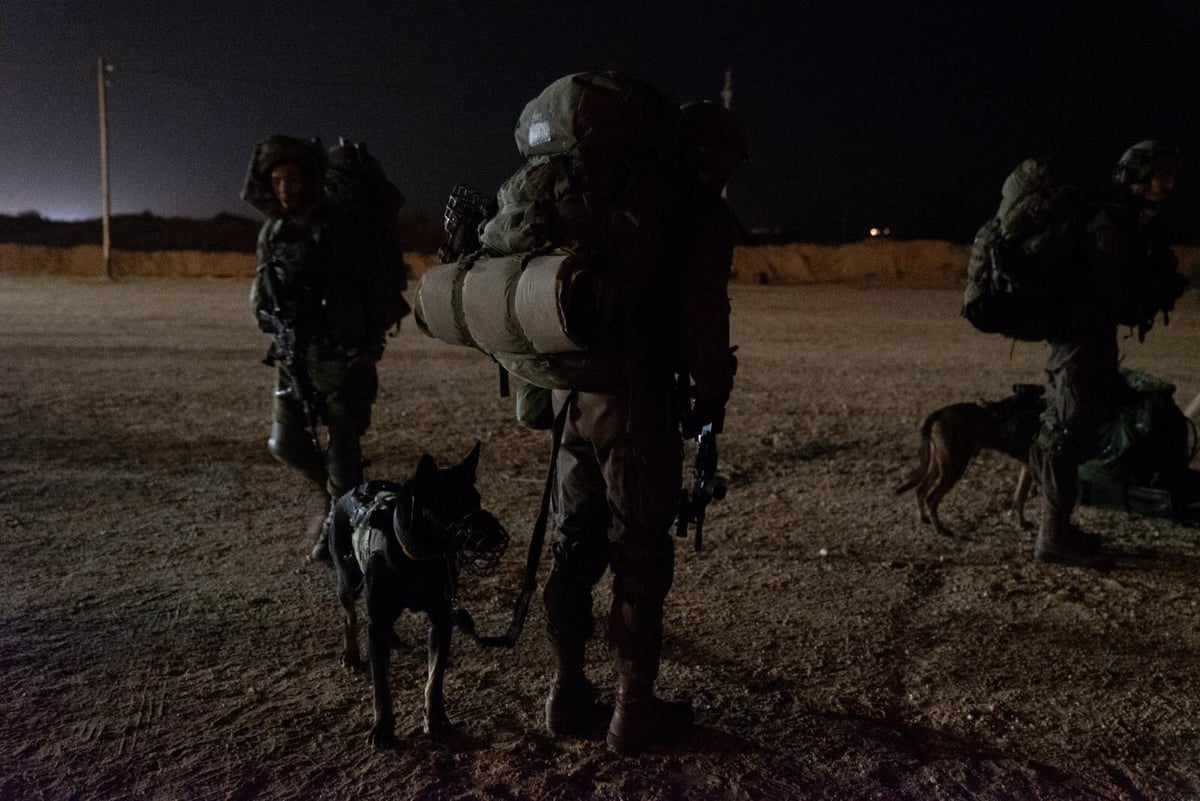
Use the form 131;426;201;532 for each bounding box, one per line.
0;202;229;223
0;204;98;222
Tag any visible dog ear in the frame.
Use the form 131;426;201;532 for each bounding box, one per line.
457;440;481;483
415;453;439;484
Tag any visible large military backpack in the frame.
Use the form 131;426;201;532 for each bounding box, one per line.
414;72;683;391
962;158;1084;341
324;138;412;334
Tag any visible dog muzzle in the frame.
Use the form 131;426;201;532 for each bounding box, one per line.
451;510;509;577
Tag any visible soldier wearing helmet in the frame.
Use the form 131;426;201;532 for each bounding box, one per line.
1114;140;1182;218
540;93;744;754
243;135;395;562
1028;140;1185;568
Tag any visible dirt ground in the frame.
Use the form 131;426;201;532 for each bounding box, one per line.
2;275;1199;801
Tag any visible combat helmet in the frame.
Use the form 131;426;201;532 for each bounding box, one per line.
679;100;748;190
241;135;326;218
1112;140;1182;185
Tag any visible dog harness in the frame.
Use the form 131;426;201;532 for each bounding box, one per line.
349;489;402;575
348;483;506;576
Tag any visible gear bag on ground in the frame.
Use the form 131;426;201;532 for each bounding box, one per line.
1078;368;1200;519
991;371;1200;520
413;72;684;391
962;158;1083;341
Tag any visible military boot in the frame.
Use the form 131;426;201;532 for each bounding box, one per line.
606;679;694;755
545;642;603;737
1034;508;1112;570
605;586;691;753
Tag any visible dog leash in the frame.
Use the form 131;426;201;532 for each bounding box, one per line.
455;390;574;648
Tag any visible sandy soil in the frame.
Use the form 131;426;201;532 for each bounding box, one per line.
2;275;1199;801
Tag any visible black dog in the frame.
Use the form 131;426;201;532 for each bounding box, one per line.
327;442;509;748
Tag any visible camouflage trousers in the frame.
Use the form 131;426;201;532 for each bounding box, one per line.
1028;332;1119;522
267;353;378;497
543;374;682;689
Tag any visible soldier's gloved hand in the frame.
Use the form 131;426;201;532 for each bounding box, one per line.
254;310;277;334
683;396;726;439
345;347;378;371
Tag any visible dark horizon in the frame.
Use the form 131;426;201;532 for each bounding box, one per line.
4;1;1198;244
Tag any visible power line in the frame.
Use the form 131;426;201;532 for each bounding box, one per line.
0;55;456;92
113;65;456;92
0;56;91;72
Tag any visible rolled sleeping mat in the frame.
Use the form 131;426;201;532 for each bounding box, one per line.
514;253;592;353
414;261;475;348
461;256;527;354
415;251;597;356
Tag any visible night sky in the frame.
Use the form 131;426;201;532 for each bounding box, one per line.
4;0;1198;242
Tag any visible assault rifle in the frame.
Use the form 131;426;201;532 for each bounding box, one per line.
439;183;508;394
1134;243;1186;342
676;423;727;552
256;265;323;452
438;183;492;263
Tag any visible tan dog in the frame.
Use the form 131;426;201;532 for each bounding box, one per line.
896;387;1045;536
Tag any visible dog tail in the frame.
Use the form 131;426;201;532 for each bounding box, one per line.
894;413;935;495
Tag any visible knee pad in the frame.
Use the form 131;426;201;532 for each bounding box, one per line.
550;535;610;586
544;567;597;643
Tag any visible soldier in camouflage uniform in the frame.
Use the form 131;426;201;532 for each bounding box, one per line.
542;101;744;754
1028;141;1183;568
243;135;395;562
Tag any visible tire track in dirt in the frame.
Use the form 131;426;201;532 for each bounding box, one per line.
876;560;947;727
114;599;180;774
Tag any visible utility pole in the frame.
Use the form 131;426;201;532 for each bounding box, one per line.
97;56;113;279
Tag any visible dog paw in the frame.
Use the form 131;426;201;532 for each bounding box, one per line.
341;652;366;672
423;709;452;736
367;722;395;750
